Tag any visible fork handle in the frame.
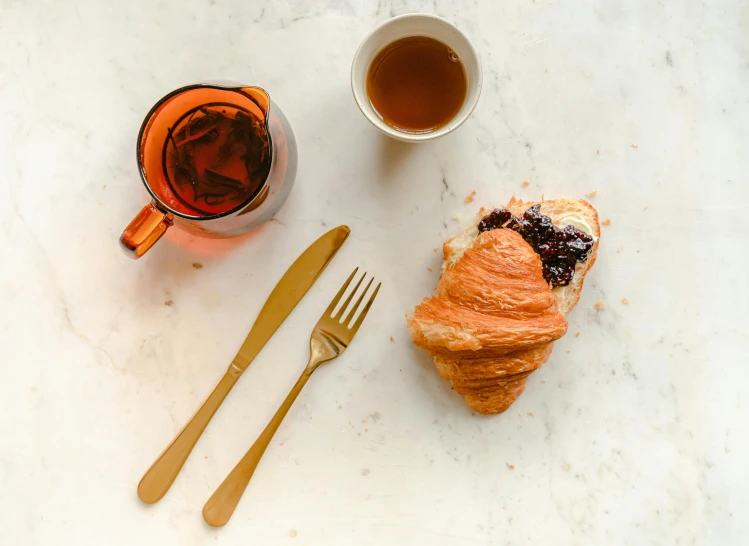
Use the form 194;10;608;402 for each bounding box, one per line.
138;364;243;504
203;366;313;527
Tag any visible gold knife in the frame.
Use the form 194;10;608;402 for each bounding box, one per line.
137;225;350;504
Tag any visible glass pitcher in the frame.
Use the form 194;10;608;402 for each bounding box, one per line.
120;82;297;258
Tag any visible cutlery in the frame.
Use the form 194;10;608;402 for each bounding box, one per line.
202;267;381;527
137;225;350;504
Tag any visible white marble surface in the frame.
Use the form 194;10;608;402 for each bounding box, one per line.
2;1;748;544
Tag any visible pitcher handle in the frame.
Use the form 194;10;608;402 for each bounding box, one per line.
120;203;173;259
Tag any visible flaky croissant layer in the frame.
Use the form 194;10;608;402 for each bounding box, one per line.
408;229;567;414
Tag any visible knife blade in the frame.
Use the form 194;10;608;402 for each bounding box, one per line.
137;225;350;504
231;225;350;370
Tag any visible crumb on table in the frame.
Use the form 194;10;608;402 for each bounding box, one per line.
521;181;530;187
585;191;597;198
601;218;611;226
621;298;629;304
631;144;638;149
164;300;174;306
192;262;203;269
596;150;600;155
594;300;605;310
464;190;476;204
575;331;580;337
433;247;439;253
506;463;515;470
389;336;394;343
426;267;433;272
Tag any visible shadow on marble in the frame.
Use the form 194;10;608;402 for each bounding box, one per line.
119;221;276;307
375;133;418;182
158;221;272;259
406;341;478;418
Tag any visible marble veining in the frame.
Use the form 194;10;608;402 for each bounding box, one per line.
1;0;747;544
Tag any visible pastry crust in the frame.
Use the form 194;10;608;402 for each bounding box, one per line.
408;198;600;414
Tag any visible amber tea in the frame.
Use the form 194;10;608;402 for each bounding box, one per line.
122;83;299;258
139;86;272;217
366;36;468;133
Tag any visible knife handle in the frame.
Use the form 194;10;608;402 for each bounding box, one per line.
137;364;243;504
202;366;313;527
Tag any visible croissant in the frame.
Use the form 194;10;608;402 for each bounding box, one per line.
408;198;600;414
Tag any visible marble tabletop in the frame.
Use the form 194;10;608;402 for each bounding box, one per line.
2;1;747;544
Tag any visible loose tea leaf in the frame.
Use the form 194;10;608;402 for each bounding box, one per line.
164;104;271;215
173;109;221;146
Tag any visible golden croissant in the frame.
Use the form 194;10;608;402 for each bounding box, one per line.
408;198;600;414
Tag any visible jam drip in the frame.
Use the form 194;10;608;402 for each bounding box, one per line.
477;205;594;288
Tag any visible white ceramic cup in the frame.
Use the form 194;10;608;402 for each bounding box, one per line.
351;14;482;142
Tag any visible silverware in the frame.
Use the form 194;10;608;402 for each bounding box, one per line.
202;268;381;527
137;226;350;504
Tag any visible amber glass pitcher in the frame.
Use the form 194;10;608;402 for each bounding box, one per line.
120;82;297;258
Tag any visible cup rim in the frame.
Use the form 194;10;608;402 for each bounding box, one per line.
136;82;274;221
351;13;482;142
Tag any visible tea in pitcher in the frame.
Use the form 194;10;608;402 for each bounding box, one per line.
139;86;273;217
163;105;270;215
122;83;297;258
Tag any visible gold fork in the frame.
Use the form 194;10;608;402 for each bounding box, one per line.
202;267;381;527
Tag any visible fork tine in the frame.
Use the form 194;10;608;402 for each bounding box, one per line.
335;271;366;320
324;267;358;317
349;282;381;335
343;277;374;326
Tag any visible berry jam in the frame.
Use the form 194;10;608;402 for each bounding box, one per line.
477;205;594;288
